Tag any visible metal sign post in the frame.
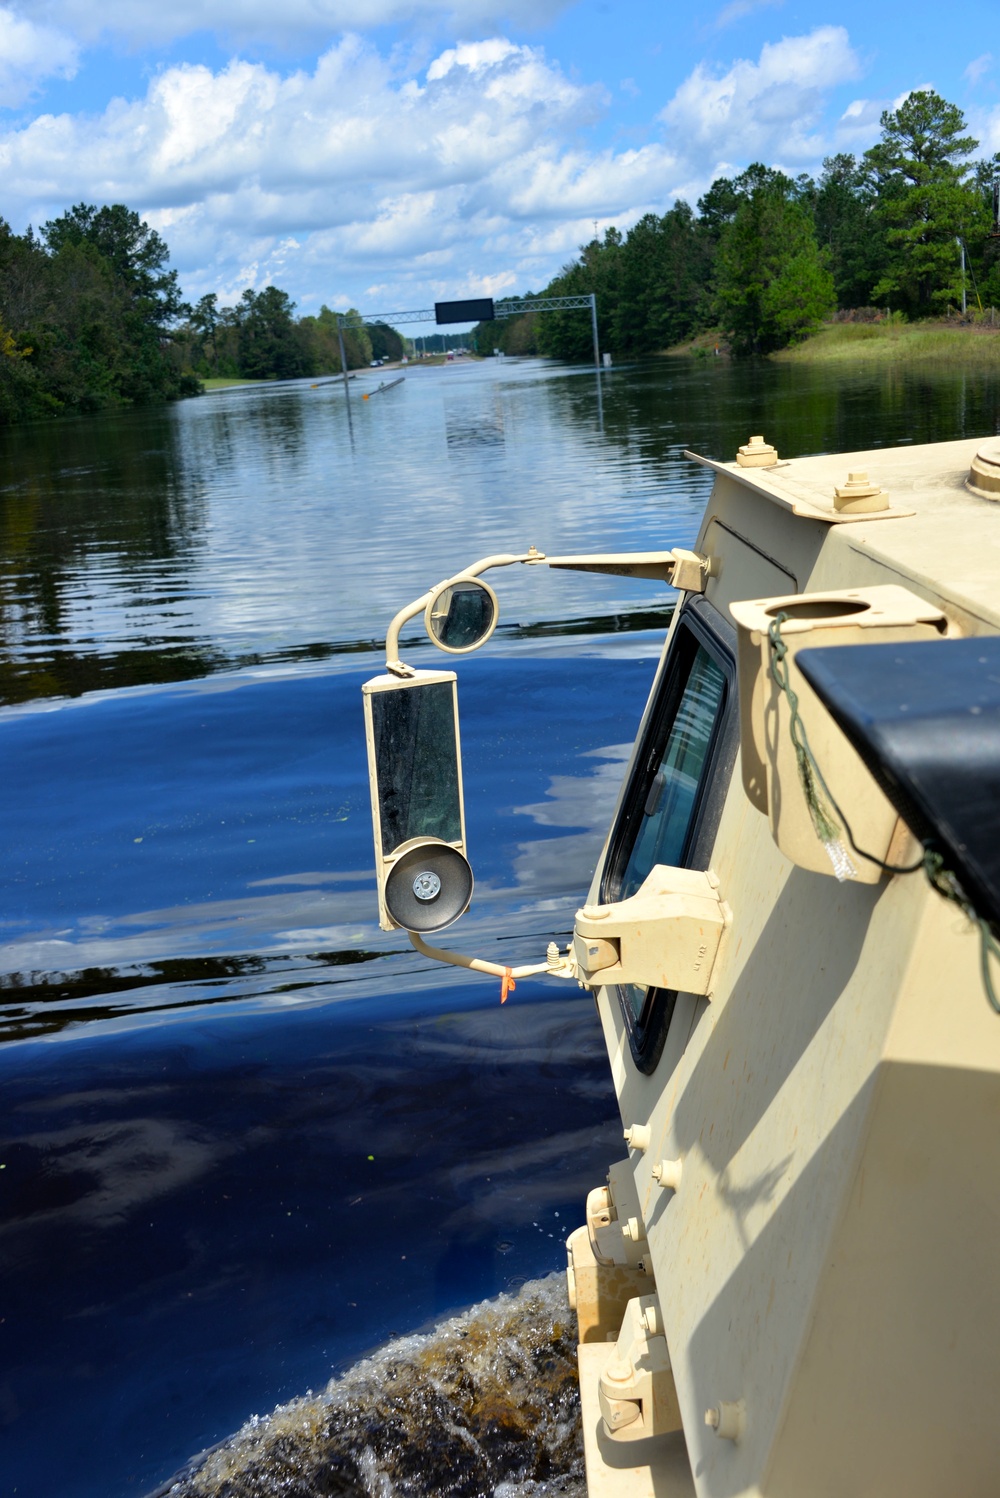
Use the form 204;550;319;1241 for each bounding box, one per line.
335;314;351;399
493;293;601;367
333;293;602;378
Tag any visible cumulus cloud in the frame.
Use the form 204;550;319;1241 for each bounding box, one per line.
835;95;888;150
0;5;79;107
0;26;868;313
661;25;861;175
1;39;604;220
0;36;640;305
10;0;571;46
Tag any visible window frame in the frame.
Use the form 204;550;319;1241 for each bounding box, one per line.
599;595;738;1073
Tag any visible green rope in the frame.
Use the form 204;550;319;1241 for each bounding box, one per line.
923;852;1000;1016
766;613;1000;1015
766;614;857;880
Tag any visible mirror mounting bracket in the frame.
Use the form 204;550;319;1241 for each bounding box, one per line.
383;544;713;674
408;929;577;983
384;548;545;675
537;547;714;592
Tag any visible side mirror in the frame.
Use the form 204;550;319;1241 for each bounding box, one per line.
425;577;498;653
362;669;474;933
364;546;700;965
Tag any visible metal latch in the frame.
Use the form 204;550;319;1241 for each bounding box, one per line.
598;1295;683;1441
574;866;729;995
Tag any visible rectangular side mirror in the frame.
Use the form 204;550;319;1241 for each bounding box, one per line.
362;670;470;931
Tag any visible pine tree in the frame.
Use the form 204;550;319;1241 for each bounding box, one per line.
713;168;834;354
863;91;987;314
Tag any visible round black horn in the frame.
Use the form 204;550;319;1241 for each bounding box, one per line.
384;839;474;933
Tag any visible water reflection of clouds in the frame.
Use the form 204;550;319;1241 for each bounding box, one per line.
68;363;709;665
0;647;653;1041
382;996;606;1068
15;359;1000;689
514;744;632;827
0;883;379;974
510;742;631;896
0;741;634;1014
1;1115;231;1235
439;1130;620;1235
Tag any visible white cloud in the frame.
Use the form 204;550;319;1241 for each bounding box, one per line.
10;0;571;47
0;37;604;214
0;24;872;315
660;25;861;173
485;143;680;219
893;84;933;108
834;84;956;154
0;6;79;108
0;36;627;306
835;95;887;150
977;107;1000;155
964;53;993;88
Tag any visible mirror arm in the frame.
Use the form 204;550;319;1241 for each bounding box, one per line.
384;549;547;676
534;548;714;589
408;930;576;981
461;548;544;578
385;594;433;677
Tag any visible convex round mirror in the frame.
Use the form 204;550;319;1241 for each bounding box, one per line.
425;577;498;654
384;838;474;932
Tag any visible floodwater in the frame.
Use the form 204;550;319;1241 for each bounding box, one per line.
1;354;998;1498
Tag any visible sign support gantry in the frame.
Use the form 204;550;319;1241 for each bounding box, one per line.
333;293;600;394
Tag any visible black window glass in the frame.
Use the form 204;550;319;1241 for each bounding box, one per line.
601;616;732;1038
619;645;727;901
371;681;462;854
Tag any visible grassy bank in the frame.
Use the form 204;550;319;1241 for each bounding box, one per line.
663;319;1000;366
200;376;272;390
773;319;1000;366
661;330;729;358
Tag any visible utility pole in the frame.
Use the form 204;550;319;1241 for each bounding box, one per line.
958;237;967;315
590;293;600;368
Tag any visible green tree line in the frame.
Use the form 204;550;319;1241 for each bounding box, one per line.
175;290;385;382
0;204;408;426
474;91;1000;360
0;203;200;424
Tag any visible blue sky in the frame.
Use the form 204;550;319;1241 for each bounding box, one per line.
1;0;998;317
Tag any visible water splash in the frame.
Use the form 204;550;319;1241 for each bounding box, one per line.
153;1274;584;1498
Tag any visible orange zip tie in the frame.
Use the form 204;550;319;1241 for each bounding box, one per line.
500;968;516;1004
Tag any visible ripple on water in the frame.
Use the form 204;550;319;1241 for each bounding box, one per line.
153;1274;584;1498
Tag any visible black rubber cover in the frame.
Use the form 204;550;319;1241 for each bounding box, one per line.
384;839;474;933
796;637;1000;932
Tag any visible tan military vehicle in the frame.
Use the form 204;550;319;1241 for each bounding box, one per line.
364;433;1000;1497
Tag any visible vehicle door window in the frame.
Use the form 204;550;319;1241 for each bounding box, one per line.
601;601;736;1070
